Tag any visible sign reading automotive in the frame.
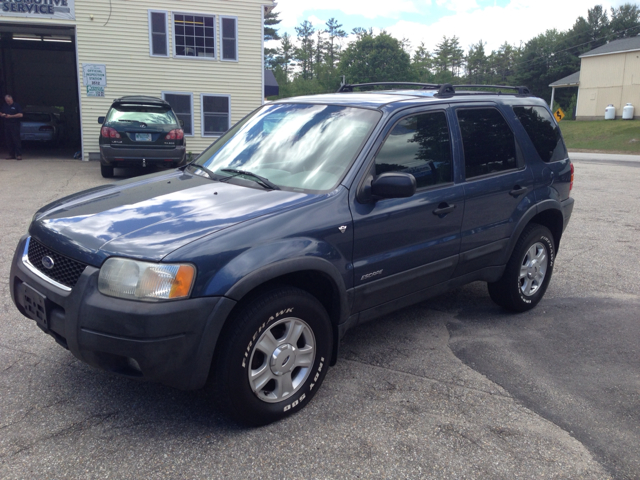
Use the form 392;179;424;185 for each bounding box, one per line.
1;0;75;20
83;64;106;87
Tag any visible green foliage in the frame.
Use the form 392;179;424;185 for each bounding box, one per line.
338;32;412;84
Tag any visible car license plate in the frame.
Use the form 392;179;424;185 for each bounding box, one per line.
136;133;152;142
22;283;48;330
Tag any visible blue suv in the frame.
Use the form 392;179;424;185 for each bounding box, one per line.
10;83;574;425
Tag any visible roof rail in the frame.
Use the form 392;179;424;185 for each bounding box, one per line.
336;82;531;97
337;82;441;93
454;85;531;95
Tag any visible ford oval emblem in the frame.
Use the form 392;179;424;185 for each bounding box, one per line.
42;256;55;270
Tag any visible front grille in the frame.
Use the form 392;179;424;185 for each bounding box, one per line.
27;239;87;288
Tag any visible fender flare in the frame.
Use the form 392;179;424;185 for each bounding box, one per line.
225;256;351;326
502;199;563;264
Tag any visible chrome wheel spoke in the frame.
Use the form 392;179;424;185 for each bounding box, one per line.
519;264;529;279
250;364;273;393
284;320;305;345
527;245;538;261
295;345;314;368
274;373;295;400
255;330;278;356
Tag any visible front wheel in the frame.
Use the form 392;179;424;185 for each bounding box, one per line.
212;287;333;426
488;223;555;312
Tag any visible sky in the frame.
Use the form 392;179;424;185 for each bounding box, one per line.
269;0;632;54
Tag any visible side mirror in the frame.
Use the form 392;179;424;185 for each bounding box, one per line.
98;116;105;124
371;172;416;199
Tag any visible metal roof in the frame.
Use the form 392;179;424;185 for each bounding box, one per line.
549;71;580;88
580;36;640;58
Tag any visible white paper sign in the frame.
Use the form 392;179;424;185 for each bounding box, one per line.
83;64;107;87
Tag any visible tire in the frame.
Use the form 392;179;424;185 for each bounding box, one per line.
212;286;333;426
488;223;555;312
101;164;114;178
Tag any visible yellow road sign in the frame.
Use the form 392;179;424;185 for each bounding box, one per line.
554;108;565;122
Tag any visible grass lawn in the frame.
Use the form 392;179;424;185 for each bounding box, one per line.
559;119;640;153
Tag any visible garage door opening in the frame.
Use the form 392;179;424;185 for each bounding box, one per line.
0;23;80;160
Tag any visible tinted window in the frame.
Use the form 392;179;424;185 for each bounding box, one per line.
457;108;517;179
513;106;568;163
375;111;452;189
105;105;177;125
22;113;51;122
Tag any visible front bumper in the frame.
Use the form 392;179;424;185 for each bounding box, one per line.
10;235;235;390
100;144;186;168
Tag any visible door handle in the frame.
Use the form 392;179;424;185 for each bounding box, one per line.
433;203;456;217
509;185;529;197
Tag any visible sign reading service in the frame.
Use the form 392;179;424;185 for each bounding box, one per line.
1;0;75;20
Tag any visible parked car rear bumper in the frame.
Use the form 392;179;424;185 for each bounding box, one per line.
100;145;186;167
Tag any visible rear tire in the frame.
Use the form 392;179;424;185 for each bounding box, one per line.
488;223;555;312
212;287;333;426
100;164;114;178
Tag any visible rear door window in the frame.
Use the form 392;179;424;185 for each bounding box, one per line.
513;106;568;163
457;108;517;179
374;111;452;189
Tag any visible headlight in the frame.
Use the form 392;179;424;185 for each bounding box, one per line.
98;258;196;302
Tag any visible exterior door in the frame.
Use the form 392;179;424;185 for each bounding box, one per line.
452;105;535;276
351;108;464;313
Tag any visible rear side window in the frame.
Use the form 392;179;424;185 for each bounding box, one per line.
375;111;452;189
457;108;517;179
513;106;568;163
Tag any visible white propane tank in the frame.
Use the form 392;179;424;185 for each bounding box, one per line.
623;103;635;120
605;104;616;120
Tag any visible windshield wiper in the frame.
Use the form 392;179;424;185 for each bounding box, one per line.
220;168;280;190
184;163;217;180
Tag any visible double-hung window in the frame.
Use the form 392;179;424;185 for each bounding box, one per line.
162;92;194;136
220;16;238;61
202;95;230;136
173;13;216;58
148;10;169;57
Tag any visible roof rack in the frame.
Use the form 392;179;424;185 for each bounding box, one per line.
336;82;531;97
337;82;441;92
454;85;531;95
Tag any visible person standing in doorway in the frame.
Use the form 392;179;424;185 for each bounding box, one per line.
1;95;23;160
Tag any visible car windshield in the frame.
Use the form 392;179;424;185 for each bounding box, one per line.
196;103;381;192
22;113;51;122
105;105;177;125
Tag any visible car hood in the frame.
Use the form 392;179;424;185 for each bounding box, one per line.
29;170;318;266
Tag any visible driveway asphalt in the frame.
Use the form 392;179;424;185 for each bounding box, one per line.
0;153;636;479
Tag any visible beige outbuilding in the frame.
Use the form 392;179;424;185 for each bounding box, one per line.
0;0;274;160
575;36;640;120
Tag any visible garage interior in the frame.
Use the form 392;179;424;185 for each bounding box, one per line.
0;23;80;159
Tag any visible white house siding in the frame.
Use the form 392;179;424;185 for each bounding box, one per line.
75;0;268;158
577;51;640;119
